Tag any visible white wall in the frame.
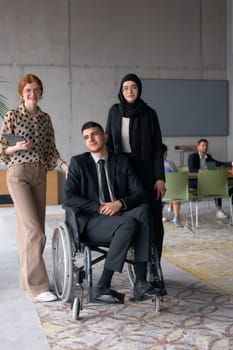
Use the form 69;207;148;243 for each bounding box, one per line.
0;0;229;169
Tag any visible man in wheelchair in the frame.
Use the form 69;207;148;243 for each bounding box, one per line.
63;121;156;302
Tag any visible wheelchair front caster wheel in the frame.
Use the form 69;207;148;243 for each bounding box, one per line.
72;296;81;320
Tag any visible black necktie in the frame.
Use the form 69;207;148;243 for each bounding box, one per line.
98;159;111;202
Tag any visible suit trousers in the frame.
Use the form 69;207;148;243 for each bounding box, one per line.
7;163;49;296
83;204;151;273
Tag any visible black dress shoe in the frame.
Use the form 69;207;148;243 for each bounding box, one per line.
93;286;125;304
130;280;155;302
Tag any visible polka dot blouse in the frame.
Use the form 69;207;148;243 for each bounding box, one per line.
0;104;61;170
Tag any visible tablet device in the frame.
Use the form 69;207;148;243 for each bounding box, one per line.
2;134;26;146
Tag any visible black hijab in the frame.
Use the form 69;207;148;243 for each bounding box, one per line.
118;73;148;118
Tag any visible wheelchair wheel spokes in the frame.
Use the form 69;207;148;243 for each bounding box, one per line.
126;243;166;292
52;224;73;302
52;227;66;297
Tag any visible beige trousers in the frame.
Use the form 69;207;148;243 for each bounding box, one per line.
7;163;49;296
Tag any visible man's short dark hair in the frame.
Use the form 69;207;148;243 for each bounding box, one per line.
197;138;208;145
81;121;104;133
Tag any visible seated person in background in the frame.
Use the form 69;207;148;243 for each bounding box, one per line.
162;144;181;224
188;138;233;219
63;121;155;302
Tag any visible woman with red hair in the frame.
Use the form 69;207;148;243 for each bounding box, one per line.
0;74;68;301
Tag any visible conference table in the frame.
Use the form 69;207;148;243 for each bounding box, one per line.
188;170;233;180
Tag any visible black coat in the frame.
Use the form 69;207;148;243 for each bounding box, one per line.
106;103;165;190
63;152;145;233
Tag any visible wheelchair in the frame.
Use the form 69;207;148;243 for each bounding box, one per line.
52;206;167;320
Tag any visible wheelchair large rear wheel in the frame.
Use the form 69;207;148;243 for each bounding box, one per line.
52;223;74;302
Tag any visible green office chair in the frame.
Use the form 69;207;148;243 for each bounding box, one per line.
221;166;233;187
163;171;194;231
192;169;232;229
176;166;189;172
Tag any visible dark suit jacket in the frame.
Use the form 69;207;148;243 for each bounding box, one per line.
63;152;145;233
188;152;232;188
188;152;231;173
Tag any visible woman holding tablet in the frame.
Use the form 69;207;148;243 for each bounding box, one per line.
0;74;68;302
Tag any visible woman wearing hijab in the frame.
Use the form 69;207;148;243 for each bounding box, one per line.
106;73;165;260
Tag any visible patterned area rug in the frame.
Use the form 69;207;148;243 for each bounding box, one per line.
31;203;233;350
163;201;233;297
